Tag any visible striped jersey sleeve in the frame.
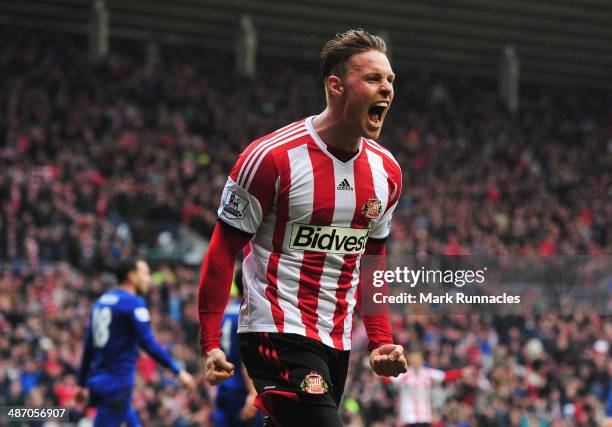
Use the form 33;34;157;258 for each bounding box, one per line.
217;153;277;234
217;121;308;234
365;139;403;240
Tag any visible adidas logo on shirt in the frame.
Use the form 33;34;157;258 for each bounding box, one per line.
337;178;353;191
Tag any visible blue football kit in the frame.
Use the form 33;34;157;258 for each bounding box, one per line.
212;299;263;427
78;288;181;427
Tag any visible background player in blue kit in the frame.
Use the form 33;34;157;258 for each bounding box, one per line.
76;259;197;427
212;270;264;427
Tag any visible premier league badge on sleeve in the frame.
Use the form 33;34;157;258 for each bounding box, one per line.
222;190;249;219
362;196;382;219
300;371;329;394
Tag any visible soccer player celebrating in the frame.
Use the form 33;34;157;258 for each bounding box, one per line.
76;259;196;427
198;29;407;427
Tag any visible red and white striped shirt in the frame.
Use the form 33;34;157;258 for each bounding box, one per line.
217;117;402;351
393;367;446;424
392;367;464;424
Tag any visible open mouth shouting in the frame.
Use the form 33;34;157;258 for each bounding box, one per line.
367;100;389;128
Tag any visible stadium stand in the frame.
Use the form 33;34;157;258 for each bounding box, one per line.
0;27;610;426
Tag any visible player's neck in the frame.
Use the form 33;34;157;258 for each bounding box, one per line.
118;283;137;295
312;109;361;153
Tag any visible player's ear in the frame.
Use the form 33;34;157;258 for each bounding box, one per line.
327;75;344;96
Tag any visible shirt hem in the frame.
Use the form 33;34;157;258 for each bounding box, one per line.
237;324;352;351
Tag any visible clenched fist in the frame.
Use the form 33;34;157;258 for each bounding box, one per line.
370;344;408;377
203;348;236;385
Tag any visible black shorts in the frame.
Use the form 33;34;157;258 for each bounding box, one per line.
239;332;350;409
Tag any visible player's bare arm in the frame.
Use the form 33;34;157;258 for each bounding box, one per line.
177;369;197;391
239;363;258;421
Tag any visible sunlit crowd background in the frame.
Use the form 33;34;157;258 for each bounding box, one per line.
0;29;610;426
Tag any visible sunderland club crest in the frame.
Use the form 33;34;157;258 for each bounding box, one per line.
300;371;328;394
362;197;382;219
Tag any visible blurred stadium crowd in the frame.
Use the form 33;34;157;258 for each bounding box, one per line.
0;29;610;426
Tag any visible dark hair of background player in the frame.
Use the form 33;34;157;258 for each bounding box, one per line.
114;259;139;284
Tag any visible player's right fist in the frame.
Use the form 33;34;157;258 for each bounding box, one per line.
203;348;235;385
